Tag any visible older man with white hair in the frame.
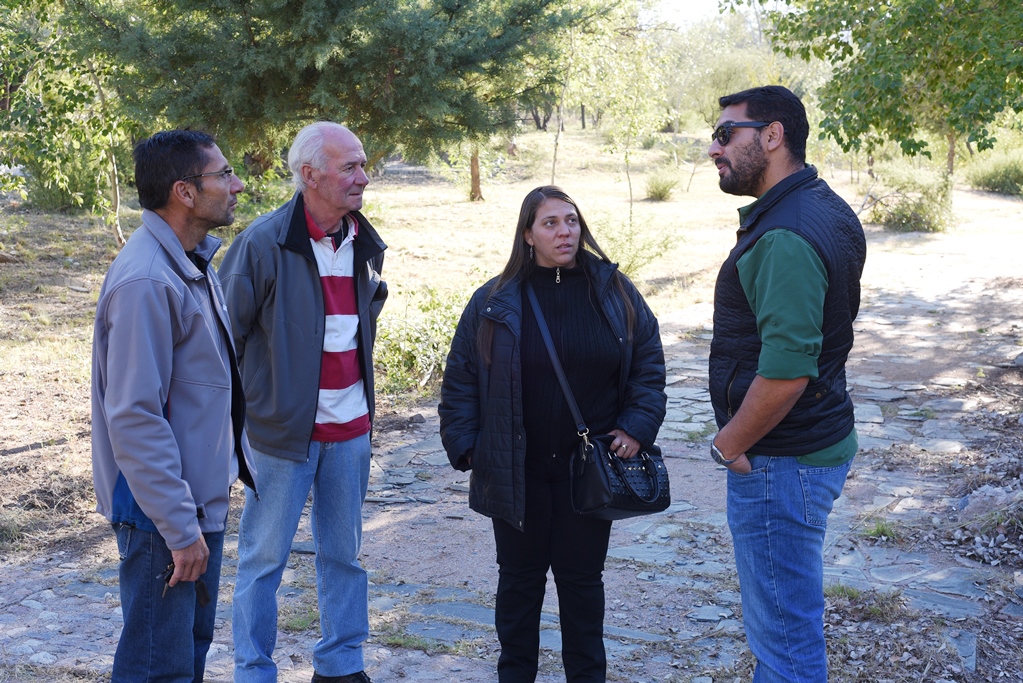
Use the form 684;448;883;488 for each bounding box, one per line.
221;122;388;683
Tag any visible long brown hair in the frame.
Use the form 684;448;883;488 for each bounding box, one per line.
477;186;635;363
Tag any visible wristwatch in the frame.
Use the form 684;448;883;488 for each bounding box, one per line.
710;440;740;466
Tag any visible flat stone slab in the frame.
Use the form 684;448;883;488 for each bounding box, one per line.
851;388;908;402
410;601;494;625
661;421;712;433
604;624;670;642
868;563;929;584
909;567;989;599
931;377;968;387
62;581;117;601
854;404;884;423
664;387;711;401
915;439;963;454
538;629;639;657
688;605;734;622
857;422;914;441
848;378;893;389
901;586;984;619
672;559;732;576
946;629;977;672
405;621;489;646
606;544;677;565
417;450;450;466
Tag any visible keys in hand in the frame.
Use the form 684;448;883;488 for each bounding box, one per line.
158;561;211;607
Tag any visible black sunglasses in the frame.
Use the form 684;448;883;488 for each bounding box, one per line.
712;121;771;146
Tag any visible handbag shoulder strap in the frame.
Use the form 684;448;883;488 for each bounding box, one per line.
525;282;588;435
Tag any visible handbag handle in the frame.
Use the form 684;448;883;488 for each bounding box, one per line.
525;282;589;440
607;449;663;503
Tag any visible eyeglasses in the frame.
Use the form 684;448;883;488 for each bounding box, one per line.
180;167;234;182
712;122;771;146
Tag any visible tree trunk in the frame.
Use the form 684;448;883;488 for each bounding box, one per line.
469;145;484;201
625;151;634;227
530;107;545;131
541;107;553;131
87;61;126;246
580;104;586;129
946;132;956;175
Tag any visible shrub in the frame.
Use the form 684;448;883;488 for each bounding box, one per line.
375;286;464;398
23;141;108;213
965;152;1023;195
234;167;295;223
590;214;677;279
645;168;679;201
867;165;954;233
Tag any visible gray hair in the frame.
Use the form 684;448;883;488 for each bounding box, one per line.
288;121;351;192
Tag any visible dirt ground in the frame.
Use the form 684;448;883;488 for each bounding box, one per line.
2;129;1023;681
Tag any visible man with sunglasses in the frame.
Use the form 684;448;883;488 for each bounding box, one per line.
221;122;387;683
706;86;866;682
92;130;256;682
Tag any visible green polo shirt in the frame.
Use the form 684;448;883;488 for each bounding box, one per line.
735;202;857;466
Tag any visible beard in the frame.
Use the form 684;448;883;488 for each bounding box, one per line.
718;137;769;197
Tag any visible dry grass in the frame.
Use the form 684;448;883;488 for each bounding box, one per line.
0;664;105;683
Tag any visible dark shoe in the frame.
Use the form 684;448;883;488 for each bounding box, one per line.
311;672;371;683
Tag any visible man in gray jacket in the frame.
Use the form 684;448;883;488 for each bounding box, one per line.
221;122;387;683
92;129;256;682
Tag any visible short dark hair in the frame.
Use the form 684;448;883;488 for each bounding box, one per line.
719;86;808;164
133;130;217;210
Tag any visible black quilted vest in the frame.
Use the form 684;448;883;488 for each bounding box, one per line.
709;166;866;456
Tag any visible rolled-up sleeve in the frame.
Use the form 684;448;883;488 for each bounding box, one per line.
737;229;827;380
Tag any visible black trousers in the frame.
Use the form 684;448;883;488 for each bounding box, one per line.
492;476;613;683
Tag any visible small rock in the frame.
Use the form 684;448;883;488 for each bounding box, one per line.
29;652;57;665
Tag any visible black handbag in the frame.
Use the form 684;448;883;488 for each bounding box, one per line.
526;283;670;521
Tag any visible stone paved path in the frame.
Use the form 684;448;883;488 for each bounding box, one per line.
2;197;1023;681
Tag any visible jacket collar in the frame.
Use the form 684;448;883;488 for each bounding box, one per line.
140;209;221;280
279;191;387;263
580;251;618;294
738;165;818;234
485;252;617;311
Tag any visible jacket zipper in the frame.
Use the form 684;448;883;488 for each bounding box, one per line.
726;368;738;419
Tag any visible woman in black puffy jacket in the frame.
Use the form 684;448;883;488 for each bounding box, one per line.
439;186;666;683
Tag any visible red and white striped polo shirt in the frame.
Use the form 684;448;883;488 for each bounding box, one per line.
305;208;370;442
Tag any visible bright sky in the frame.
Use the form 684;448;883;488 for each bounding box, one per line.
652;0;724;27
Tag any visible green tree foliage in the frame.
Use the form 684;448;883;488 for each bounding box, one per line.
66;0;584;166
1;0;136;219
545;1;666;216
655;11;830;132
727;0;1023;173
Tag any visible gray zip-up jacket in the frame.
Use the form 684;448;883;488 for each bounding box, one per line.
92;210;255;551
219;192;387;460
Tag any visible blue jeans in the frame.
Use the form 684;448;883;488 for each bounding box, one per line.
727;455;852;683
112;523;224;683
233;435;371;681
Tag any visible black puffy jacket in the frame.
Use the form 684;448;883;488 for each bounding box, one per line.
438;253;666;531
709;166;866;455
